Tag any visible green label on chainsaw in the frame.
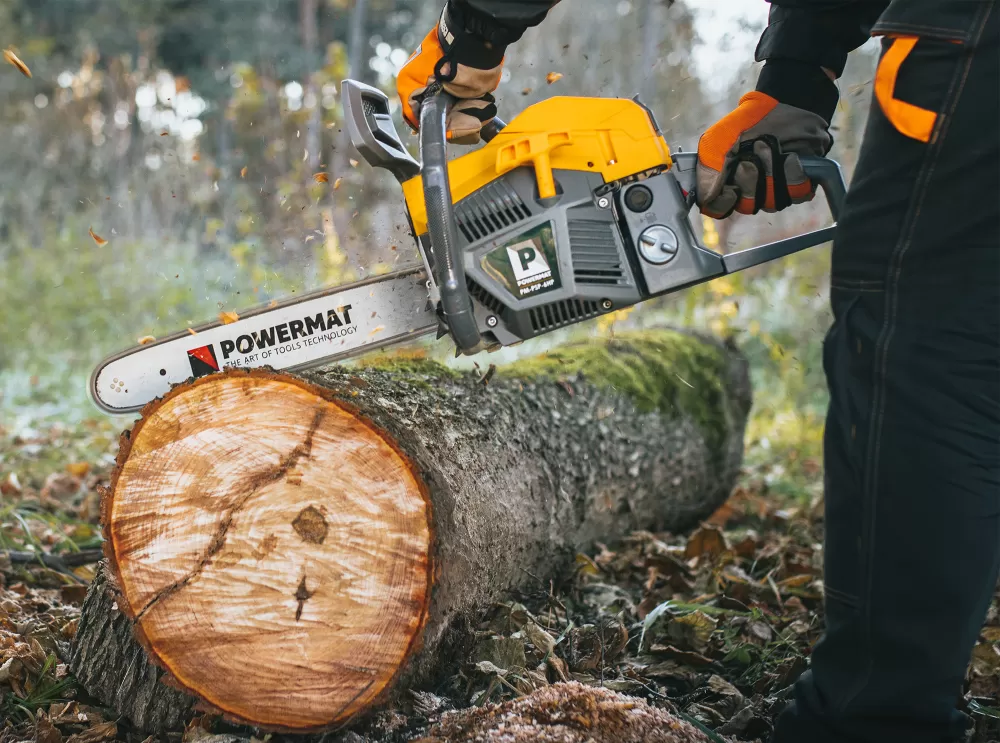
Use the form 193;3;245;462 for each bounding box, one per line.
481;222;562;300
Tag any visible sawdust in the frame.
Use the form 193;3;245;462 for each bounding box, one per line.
412;681;711;743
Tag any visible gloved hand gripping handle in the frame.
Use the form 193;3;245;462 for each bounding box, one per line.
671;151;847;272
720;155;846;272
419;85;506;354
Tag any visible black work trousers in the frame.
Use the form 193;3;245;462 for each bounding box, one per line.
773;8;1000;743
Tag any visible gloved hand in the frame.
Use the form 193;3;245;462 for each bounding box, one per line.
397;1;509;145
697;64;836;219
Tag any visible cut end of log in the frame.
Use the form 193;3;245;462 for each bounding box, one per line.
103;370;433;731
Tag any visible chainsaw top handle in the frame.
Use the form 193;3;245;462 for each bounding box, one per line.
418;83;505;355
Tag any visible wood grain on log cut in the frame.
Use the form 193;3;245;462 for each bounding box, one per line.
75;330;752;734
101;372;433;731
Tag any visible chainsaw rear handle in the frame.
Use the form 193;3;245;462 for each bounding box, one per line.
719;154;846;273
668;150;846;272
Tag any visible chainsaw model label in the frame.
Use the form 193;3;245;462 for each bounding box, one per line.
482;222;562;300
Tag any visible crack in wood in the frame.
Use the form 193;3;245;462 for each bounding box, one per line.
294;575;314;621
132;407;326;623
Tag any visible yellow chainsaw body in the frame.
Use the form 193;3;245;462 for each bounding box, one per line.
401;96;674;237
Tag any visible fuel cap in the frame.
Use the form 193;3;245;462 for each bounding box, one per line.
638;225;679;265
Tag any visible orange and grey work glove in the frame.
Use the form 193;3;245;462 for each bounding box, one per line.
696;60;837;218
397;1;515;145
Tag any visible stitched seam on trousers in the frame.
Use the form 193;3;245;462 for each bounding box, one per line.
832;278;884;287
842;6;992;715
824;585;860;607
830;284;885;293
872;22;971;38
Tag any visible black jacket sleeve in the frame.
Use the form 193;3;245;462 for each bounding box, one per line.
453;0;560;42
463;0;561;25
754;1;888;122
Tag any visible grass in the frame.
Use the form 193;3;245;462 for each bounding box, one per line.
0;655;78;723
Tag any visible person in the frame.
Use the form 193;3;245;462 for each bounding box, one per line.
396;1;1000;741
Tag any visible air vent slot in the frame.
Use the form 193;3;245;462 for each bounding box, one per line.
456;180;531;242
529;299;601;333
467;278;505;315
569;219;626;285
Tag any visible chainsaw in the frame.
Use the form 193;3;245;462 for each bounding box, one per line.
90;79;846;415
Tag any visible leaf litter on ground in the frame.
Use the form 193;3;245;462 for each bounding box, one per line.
2;415;999;743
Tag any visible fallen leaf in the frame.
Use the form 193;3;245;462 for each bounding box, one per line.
684;524;729;560
349;158;359;167
777;574;814;589
65;721;117;743
218;311;239;325
523;620;556;655
546;655;570;682
60;584;89;604
88;227;108;247
546;72;563;84
668;610;718;651
240;166;248;178
41;472;80;502
0;472;22;496
746;620;773;643
313;172;329;183
65;462;90;477
35;712;62;743
137;335;155;345
648;644;717;667
333;177;343;190
3;48;31;78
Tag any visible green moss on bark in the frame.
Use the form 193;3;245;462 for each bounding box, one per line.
353;330;734;463
499;330;731;461
357;354;460;381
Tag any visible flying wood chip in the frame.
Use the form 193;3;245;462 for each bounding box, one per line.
334;177;343;190
546;72;563;84
3;48;31;78
88;227;108;247
313;172;329;183
349;159;359;168
240;166;248;178
137;335;156;345
219;311;239;325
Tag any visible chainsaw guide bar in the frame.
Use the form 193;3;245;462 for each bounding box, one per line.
90;268;437;414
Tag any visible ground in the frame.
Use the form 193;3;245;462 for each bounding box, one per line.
1;385;999;743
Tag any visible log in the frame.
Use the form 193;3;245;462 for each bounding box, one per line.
71;329;751;734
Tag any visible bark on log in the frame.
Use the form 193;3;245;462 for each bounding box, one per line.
71;329;751;734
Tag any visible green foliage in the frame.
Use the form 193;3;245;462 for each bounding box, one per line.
0;654;78;722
